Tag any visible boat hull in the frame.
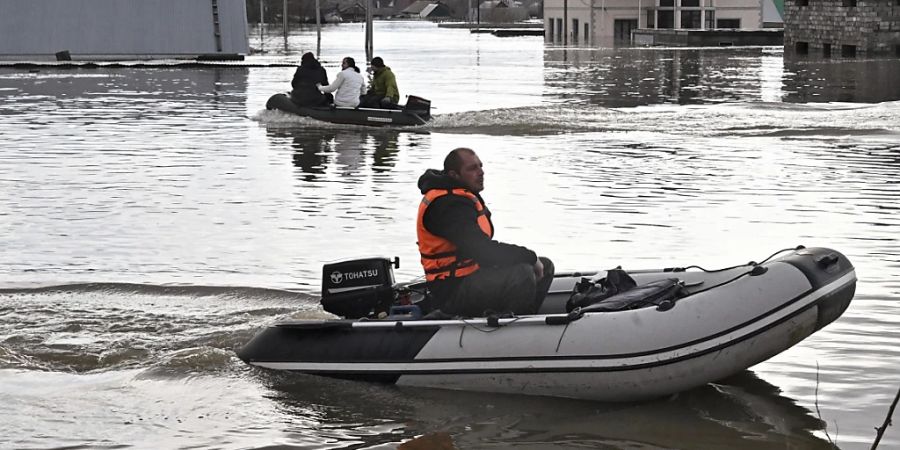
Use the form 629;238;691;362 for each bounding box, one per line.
266;93;431;127
238;247;856;401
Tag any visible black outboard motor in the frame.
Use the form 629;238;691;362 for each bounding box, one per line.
320;257;399;319
403;95;431;121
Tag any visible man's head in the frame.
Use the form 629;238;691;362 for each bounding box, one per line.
370;57;385;69
444;148;484;193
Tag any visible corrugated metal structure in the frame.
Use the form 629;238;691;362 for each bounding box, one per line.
0;0;249;60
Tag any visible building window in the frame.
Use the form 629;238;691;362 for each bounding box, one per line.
548;18;555;40
681;0;699;6
842;0;857;6
841;44;856;57
572;19;579;42
717;18;739;28
658;10;675;28
660;0;674;7
556;18;563;40
795;41;809;55
681;10;701;28
798;0;808;5
823;43;832;57
705;10;715;28
647;10;656;28
584;23;590;42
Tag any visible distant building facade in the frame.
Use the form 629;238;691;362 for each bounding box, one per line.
0;0;249;60
784;0;900;56
544;0;770;44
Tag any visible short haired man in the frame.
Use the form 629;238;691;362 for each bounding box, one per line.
360;56;400;109
416;148;554;317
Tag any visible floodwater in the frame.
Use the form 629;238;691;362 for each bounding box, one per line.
1;20;899;449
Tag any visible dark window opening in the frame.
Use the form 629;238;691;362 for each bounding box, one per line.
548;18;554;40
795;41;809;55
613;19;638;43
842;0;856;6
681;0;699;6
798;0;808;6
658;10;675;28
660;0;675;7
705;10;715;28
681;10;701;28
717;18;740;28
823;43;831;57
896;45;900;57
841;44;856;57
556;18;563;40
584;23;590;42
572;18;579;42
647;10;656;28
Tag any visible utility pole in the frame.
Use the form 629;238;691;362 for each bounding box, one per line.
283;0;288;50
315;0;321;55
365;0;373;60
259;0;265;52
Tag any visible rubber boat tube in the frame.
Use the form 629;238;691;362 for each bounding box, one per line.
237;246;855;402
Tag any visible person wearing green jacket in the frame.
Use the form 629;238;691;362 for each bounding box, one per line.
360;56;400;109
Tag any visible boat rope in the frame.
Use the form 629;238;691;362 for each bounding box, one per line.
664;245;805;273
677;246;806;299
555;322;571;353
457;315;525;347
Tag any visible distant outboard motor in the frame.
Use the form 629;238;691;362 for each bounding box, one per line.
321;257;399;319
403;95;431;121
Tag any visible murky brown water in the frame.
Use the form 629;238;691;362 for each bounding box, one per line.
1;21;899;449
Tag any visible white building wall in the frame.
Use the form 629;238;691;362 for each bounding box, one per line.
0;0;249;59
545;0;762;44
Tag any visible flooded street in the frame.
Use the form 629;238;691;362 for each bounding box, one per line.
1;21;899;449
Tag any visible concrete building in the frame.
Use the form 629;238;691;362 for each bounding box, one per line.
784;0;900;57
544;0;771;45
0;0;249;60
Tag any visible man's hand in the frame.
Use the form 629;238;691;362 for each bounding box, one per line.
533;258;544;280
382;97;393;105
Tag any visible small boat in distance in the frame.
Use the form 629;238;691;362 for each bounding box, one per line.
238;246;856;402
266;93;432;127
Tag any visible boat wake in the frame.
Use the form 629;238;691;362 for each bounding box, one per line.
255;100;900;138
0;283;327;374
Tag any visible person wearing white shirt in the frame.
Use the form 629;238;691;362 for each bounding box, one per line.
317;57;367;108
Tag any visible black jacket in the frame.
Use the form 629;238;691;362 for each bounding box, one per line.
418;169;537;301
290;60;329;106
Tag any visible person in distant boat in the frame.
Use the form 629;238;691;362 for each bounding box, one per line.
416;148;555;318
290;52;331;107
359;56;399;109
317;57;366;108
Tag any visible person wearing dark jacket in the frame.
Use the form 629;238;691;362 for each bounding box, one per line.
416;147;554;317
290;52;330;106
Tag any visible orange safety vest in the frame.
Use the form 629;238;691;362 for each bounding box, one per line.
417;188;494;282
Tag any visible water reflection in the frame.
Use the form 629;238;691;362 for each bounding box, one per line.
544;47;900;106
256;370;834;449
783;57;900;103
267;127;408;183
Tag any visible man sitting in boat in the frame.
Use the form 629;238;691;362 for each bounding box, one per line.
416;148;555;317
316;57;366;108
290;52;331;107
359;57;399;109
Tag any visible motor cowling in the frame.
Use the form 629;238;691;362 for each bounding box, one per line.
320;257;398;319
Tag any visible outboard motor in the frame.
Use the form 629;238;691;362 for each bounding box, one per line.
320;257;399;319
403;95;431;121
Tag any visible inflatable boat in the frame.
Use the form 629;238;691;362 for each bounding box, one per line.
265;93;432;127
238;246;856;402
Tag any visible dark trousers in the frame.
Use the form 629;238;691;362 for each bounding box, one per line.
442;257;554;317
